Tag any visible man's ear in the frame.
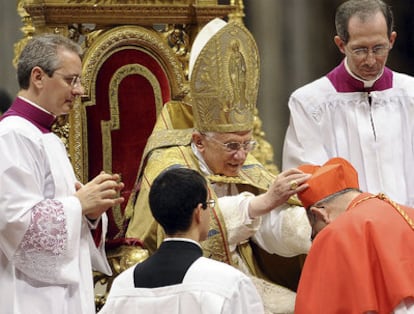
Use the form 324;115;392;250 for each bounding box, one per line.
310;206;331;224
334;35;346;54
389;31;397;49
32;66;45;89
193;204;204;225
192;132;205;150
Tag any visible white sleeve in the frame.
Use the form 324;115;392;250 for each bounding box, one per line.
218;192;261;251
282;91;329;170
252;203;312;257
0;128;106;282
88;213;112;275
0;131;50;259
222;275;265;314
0;131;68;278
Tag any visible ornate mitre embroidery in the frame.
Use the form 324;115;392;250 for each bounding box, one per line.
190;20;260;133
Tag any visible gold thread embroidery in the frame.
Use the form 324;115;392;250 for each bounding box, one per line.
350;193;414;231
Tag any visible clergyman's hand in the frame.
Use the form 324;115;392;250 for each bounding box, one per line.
75;172;125;220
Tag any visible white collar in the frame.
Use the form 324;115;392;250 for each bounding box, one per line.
191;141;213;176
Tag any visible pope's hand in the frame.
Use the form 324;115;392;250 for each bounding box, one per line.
248;168;310;218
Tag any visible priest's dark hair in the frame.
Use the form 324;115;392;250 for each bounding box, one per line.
335;0;394;43
149;166;208;235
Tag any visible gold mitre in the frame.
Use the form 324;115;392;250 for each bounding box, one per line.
189;18;260;133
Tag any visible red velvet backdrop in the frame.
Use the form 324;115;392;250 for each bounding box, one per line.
86;48;171;239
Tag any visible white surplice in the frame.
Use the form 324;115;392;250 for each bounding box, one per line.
283;69;414;207
99;256;264;314
0;115;111;314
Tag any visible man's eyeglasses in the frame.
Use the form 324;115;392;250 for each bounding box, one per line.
347;45;390;59
203;135;257;153
202;199;215;210
54;72;82;88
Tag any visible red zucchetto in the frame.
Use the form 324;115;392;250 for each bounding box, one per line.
297;157;359;209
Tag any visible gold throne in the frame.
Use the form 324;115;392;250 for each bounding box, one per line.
15;0;279;310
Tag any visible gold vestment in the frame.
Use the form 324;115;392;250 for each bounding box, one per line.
125;101;304;292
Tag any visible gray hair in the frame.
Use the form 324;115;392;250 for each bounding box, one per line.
17;33;83;90
313;188;361;208
335;0;394;43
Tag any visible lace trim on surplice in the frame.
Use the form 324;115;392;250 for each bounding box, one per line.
13;199;67;283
